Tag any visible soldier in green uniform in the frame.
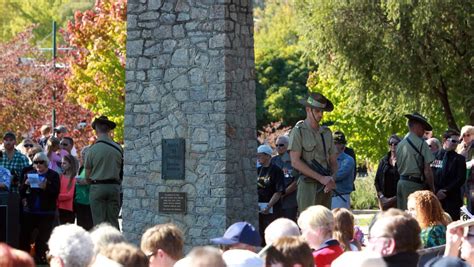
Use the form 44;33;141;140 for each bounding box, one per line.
85;116;123;229
396;112;435;210
288;92;338;211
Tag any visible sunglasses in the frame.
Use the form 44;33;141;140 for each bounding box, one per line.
33;160;45;165
60;143;69;147
276;144;286;147
24;144;33;148
448;138;460;144
389;142;398;146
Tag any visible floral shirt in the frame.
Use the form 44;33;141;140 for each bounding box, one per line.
421;224;446;248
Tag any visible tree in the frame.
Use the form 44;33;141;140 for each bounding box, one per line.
63;0;126;141
256;51;316;127
0;0;94;45
0;28;94;148
254;0;316;128
295;0;473;130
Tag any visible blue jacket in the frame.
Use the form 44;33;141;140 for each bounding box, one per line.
335;152;355;194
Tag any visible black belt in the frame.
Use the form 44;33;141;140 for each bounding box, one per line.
91;179;120;185
400;175;424;184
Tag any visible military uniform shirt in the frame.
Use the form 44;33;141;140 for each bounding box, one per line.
85;135;122;181
288;120;336;170
396;132;434;177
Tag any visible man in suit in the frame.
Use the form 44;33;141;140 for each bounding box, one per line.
433;129;466;220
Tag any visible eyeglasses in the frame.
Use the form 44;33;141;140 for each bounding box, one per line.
448;138;460;144
33;160;45;165
24;144;33;148
276;144;286;147
145;251;156;260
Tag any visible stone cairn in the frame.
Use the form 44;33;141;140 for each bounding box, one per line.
123;0;257;248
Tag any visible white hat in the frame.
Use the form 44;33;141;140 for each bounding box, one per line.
257;145;272;156
222;249;263;267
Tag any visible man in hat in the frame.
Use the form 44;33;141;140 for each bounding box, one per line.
288;92;337;211
332;132;355;209
0;132;30;192
85;116;123;229
333;131;357;190
210;221;261;252
396;112;435;210
256;144;285;245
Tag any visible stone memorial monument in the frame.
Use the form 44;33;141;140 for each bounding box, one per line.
123;0;257;247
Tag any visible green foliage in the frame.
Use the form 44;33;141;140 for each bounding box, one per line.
295;0;473;130
256;51;317;127
351;174;378;210
0;0;94;45
63;0;126;141
254;0;317;128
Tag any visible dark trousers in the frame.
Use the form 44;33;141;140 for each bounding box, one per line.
74;203;93;231
20;213;55;264
58;208;75;225
281;207;298;223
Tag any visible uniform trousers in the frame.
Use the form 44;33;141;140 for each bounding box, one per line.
297;178;331;212
397;179;425;210
89;183;120;230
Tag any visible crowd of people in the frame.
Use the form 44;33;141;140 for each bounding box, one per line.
0;91;473;266
0;115;123;264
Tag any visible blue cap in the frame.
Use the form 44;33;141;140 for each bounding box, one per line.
210;222;261;247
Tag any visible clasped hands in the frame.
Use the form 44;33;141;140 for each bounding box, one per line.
320;176;336;193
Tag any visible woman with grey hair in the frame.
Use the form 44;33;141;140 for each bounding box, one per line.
374;134;402;210
19;152;60;264
48;224;94;267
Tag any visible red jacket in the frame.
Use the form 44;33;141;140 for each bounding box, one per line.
313;239;344;267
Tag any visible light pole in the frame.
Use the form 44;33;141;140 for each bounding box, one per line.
52;21;57;133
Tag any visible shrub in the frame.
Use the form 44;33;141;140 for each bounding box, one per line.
351;173;378;210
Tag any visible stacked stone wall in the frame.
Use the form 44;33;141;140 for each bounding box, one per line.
124;0;257;247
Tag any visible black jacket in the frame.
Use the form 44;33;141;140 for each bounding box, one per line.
433;149;466;205
20;168;60;213
374;152;400;198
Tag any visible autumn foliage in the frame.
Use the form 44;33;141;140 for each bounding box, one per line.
63;0;127;141
0;28;94;148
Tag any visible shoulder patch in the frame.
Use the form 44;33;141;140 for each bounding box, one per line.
295;120;305;128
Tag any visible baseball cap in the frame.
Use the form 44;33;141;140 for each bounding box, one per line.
333;131;347;144
210;222;261;247
257;145;272;156
3;132;16;140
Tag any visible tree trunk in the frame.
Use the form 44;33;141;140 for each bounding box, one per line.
434;77;459;131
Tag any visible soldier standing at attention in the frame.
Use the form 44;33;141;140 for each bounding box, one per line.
85;116;123;229
396;112;435;210
288;92;338;211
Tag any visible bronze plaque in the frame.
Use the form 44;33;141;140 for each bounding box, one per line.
162;138;185;180
158;192;187;213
